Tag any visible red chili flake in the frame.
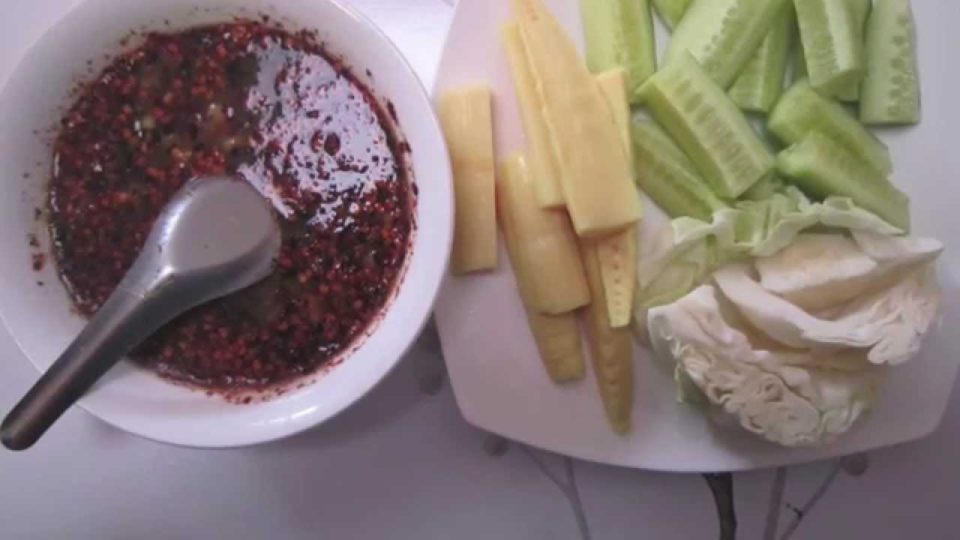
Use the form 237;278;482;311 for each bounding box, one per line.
31;253;46;271
46;22;413;393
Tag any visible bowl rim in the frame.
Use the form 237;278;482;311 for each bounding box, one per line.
0;0;453;448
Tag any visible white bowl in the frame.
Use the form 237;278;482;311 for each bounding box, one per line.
0;0;452;447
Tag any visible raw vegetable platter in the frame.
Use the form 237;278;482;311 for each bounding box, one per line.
432;0;960;471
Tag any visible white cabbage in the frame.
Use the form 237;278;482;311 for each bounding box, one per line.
649;286;882;447
642;212;943;446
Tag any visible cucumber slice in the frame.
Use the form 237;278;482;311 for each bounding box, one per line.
848;0;871;37
792;8;808;84
741;173;785;201
777;132;909;230
835;0;872;102
640;53;774;198
728;4;794;113
652;0;693;29
794;0;864;96
860;0;921;125
768;79;893;174
665;0;792;88
631;120;729;221
581;0;657;100
792;44;807;82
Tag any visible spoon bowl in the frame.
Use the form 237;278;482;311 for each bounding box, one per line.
1;177;281;450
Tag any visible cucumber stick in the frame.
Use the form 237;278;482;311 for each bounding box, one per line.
641;53;774;198
496;154;591;314
741;173;785;201
631;120;728;221
728;4;794;113
769;79;893;174
835;0;871;101
792;24;808;82
514;0;643;237
794;0;864;97
438;86;498;274
860;0;921;124
652;0;693;29
501;23;565;208
581;0;657;101
777;132;910;231
499;156;585;383
665;0;792;88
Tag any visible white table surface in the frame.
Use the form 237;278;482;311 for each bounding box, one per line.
1;2;958;539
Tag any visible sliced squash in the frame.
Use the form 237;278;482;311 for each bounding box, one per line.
497;155;591;315
438;86;498;274
513;0;644;237
501;23;566;208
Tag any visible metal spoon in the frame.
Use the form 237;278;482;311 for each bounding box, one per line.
1;176;281;450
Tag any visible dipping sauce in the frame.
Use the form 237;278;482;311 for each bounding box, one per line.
48;22;414;392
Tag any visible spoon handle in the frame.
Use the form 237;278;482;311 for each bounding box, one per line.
1;285;166;450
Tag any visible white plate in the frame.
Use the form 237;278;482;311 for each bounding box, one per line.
432;0;960;471
0;0;452;448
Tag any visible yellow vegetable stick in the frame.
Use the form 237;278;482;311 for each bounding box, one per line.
513;0;644;238
593;68;638;328
580;239;634;434
500;158;585;382
497;155;591;314
438;86;498;274
501;23;566;209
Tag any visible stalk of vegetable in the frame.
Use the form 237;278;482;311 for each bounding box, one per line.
580;0;657;102
640;52;774;198
860;0;921;125
728;4;794;113
496;153;591;314
437;86;498;274
513;0;643;237
499;156;586;383
665;0;792;88
501;23;565;208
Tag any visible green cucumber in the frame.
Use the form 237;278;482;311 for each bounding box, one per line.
792;35;808;82
665;0;792;88
728;5;794;113
835;0;872;102
741;173;785;201
768;79;893;174
860;0;921;124
640;53;774;198
581;0;657;101
652;0;693;29
794;0;865;96
777;132;909;230
631;120;729;221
